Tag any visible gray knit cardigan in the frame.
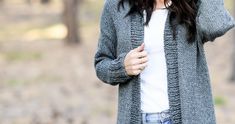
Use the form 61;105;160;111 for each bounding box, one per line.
94;0;235;123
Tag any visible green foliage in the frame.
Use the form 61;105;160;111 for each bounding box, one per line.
214;96;226;106
7;79;27;86
6;75;62;86
4;51;42;62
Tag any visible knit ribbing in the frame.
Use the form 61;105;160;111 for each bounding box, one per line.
163;11;182;124
130;12;144;124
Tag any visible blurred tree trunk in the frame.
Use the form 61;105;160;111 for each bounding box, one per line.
0;0;4;5
41;0;50;4
26;0;31;4
26;0;50;5
231;2;235;81
63;0;80;44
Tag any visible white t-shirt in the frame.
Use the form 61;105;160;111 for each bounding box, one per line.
140;9;169;113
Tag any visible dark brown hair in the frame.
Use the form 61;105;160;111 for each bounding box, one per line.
118;0;199;43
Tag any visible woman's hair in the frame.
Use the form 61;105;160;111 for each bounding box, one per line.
118;0;199;44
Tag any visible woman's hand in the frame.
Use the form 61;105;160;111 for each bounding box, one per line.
124;43;148;76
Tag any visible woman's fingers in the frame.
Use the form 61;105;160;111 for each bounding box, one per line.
131;70;142;75
125;56;148;66
133;57;148;65
126;63;147;70
134;43;145;52
130;50;148;59
132;62;148;70
137;51;148;59
126;63;148;75
124;43;148;76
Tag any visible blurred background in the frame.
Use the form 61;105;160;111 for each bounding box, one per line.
0;0;234;124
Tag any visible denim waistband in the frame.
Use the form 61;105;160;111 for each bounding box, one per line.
141;109;171;123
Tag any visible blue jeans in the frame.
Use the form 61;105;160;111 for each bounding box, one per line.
141;109;173;124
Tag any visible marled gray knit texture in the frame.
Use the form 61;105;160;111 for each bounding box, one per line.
94;0;235;124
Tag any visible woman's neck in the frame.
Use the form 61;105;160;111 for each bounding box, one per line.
155;0;166;10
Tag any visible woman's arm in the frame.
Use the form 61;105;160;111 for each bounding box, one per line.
94;1;133;86
196;0;235;43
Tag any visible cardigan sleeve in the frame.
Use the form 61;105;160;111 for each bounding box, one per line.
94;1;134;86
196;0;235;43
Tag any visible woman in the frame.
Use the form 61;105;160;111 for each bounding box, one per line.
94;0;235;124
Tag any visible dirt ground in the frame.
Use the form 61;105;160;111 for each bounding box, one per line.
0;1;235;124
